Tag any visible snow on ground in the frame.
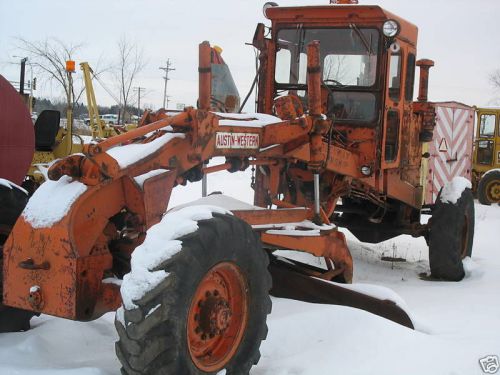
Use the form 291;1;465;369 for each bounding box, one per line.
1;165;499;374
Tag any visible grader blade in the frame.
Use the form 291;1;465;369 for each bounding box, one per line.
268;256;414;329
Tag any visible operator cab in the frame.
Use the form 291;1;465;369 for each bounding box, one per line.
475;109;499;166
257;3;419;170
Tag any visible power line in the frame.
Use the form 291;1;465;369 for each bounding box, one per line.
133;86;146;117
159;59;175;109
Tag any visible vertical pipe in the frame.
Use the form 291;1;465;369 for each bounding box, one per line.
19;58;27;95
416;59;434;102
202;162;208;197
306;41;322;116
314;173;320;216
198;41;212;111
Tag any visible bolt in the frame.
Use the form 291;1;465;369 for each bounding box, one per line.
201;334;207;340
213;290;219;296
205;291;211;297
209;333;215;339
195;326;201;334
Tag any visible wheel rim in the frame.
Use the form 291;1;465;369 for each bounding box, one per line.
485;180;500;202
460;213;470;259
187;262;248;372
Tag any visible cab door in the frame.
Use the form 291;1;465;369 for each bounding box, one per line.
475;112;497;167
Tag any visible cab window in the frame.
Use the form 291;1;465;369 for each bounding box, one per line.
479;114;496;137
388;53;401;102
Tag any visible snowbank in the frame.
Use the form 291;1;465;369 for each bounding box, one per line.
170;193;264;212
22;176;87;228
120;205;230;309
440;176;471;204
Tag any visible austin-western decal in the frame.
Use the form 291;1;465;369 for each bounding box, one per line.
215;132;260;149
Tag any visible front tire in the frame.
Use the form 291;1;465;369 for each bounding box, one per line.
477;170;500;205
428;187;475;281
116;213;272;374
0;182;36;332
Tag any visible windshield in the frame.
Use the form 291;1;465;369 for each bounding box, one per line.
275;27;379;87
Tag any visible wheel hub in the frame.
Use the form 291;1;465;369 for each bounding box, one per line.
487;181;500;201
187;262;248;372
198;293;232;337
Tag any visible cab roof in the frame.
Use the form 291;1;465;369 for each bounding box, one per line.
266;5;418;46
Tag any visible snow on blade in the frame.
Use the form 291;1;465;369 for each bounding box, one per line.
121;205;231;310
315;279;412;315
0;177;28;195
213;112;282;128
22;176;87;228
106;132;185;168
133;168;168;189
440;176;471;204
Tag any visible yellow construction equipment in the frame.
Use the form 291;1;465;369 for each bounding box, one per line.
472;107;500;204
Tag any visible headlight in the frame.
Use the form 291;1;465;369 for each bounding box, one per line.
383;20;400;38
361;165;372;176
263;2;278;18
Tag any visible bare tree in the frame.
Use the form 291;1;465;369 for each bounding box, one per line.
114;36;146;123
16;38;84;114
490;69;500;91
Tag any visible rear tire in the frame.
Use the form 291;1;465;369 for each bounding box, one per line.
0;183;36;332
428;187;475;281
477;170;500;205
116;213;272;374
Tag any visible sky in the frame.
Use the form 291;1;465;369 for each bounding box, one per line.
1;0;500;111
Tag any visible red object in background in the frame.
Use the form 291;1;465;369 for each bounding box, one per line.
0;75;34;185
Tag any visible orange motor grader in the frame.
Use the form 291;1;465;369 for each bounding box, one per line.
2;2;475;374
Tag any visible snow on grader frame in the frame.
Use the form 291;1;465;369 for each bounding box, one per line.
1;2;476;374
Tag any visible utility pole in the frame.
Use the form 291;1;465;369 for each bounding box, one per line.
159;59;175;109
133;86;146;117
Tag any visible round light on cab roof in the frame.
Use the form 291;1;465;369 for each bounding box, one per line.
263;2;278;18
383;20;400;38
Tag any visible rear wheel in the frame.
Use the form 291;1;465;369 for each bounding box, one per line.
477;170;500;205
116;213;272;374
0;183;36;332
428;187;475;281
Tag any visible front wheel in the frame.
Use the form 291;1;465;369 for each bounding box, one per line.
0;182;36;332
428;184;475;281
477;170;500;205
116;212;272;374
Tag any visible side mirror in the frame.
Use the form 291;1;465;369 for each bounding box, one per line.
252;23;266;50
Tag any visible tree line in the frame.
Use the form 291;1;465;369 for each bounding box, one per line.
33;97;142;120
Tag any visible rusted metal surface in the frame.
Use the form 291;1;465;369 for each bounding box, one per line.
261;230;353;283
0;75;34;185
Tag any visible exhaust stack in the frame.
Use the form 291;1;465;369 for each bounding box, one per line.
416;59;435;102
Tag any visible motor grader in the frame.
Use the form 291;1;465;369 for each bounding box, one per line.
1;1;475;374
472;107;500;205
